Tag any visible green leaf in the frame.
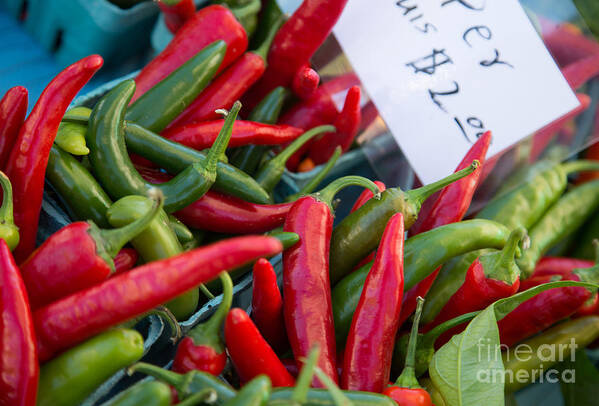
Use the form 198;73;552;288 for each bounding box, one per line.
558;350;599;406
429;280;599;406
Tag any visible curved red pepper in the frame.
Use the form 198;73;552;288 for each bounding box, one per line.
34;235;283;361
341;213;405;392
399;131;491;326
251;258;287;352
532;257;593;278
0;239;38;406
20;195;161;310
244;0;348;107
5;55;103;261
173;272;233;375
132;5;248;103
562;53;599;90
113;248;139;274
158;0;196;34
163;120;303;150
292;65;320;100
283;176;379;386
0;86;28;168
225;307;295;386
541;22;599;67
309;86;361;165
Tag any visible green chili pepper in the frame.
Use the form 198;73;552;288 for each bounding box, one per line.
0;171;19;251
55;106;92;155
476;160;599;230
130;362;237;402
46;145;112;228
518;179;599;277
225;375;271;406
230;0;262;37
254;125;336;193
98;380;172;406
87;80;241;213
572;211;599;260
61;106;92;124
168;214;196;245
332;219;510;344
124;122;272;204
269;389;394;406
250;0;283;49
503;315;599;392
329;162;480;285
420;378;446;406
106;195;210;320
126;41;226;133
230;87;291;175
37;328;144;406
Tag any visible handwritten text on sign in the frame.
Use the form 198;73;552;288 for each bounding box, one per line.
333;0;579;183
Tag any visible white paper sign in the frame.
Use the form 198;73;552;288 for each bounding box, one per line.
333;0;580;184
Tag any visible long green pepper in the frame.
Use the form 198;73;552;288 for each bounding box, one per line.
87;81;241;213
98;381;172;406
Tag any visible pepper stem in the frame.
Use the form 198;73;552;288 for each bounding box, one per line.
231;0;261;21
316;175;381;212
314;366;353;406
0;171;15;228
128;362;185;389
293;346;320;403
482;227;527;284
148;306;182;343
422;311;480;348
189;272;233;344
394;297;425;389
561;160;599;176
286;146;342;202
409;160;479;205
253;13;284;61
98;189;164;259
176;388;217;406
204;101;241;175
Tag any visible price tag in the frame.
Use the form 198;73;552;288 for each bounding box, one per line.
333;0;580;184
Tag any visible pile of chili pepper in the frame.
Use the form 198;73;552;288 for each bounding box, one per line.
2;1;599;405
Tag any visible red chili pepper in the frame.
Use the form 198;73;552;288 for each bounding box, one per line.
292;65;320;100
20;195;161;310
225;307;295;386
358;101;378;134
243;0;349;107
251;258;287;352
5;55;103;262
173;272;233;375
309;86;361;165
529;93;590;163
0;239;38;406
162;120;304;150
0;86;28;168
424;228;526;348
34;235;283;361
532;257;594;278
541;22;599;67
132;5;248;103
166;16;282;127
158;0;196;34
562;53;599;90
341;212;405;392
382;298;432;406
398;132;492;326
283;175;379;386
113;248;139;274
498;259;599;347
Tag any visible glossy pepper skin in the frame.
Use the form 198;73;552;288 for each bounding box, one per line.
173;272;233;375
5;55;103;261
0;239;37;406
225;308;295;386
292;65;320;100
132;4;247;102
34;235;283;361
342;213;405;392
332;219;511;343
425;228;527;347
399;132;491;326
284;176;380;386
124;122;272;204
126;41;226;134
100;380;172;406
167;16;282;127
309;86;361;165
0;86;27;168
88;81;240;213
113;248;139;274
383;298;432;406
158;0;196;34
163;120;303;150
46;145;113;228
55;107;90;155
37;329;144;406
251;258;287;352
532;256;594;277
329;162;479;284
20;193;161;310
